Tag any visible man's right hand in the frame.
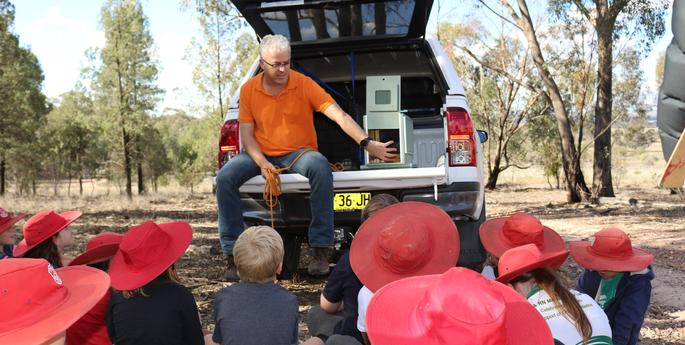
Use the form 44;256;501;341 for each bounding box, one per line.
260;161;277;179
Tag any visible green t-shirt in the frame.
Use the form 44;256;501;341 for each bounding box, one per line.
595;273;624;309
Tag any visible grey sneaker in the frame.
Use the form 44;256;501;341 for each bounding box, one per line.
225;255;239;282
307;247;330;276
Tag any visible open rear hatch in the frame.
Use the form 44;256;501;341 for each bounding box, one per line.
231;0;447;193
231;0;433;46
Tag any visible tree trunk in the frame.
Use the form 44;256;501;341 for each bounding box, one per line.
486;166;502;190
486;135;505;190
214;13;225;121
506;0;591;202
0;158;5;195
53;166;58;196
137;160;145;195
123;126;133;199
556;172;560;190
67;172;72;196
78;156;83;196
592;7;616;198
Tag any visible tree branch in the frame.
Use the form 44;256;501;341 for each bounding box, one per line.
498;0;522;25
608;0;630;20
572;0;594;23
459;46;544;96
580;110;628;155
478;0;522;30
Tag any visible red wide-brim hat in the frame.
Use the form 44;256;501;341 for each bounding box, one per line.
0;210;27;235
350;202;460;293
497;244;570;284
569;227;653;272
366;267;553;345
13;210;82;257
0;259;110;344
108;221;192;291
479;213;566;259
69;232;124;266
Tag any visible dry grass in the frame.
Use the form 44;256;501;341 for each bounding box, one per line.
495;142;665;189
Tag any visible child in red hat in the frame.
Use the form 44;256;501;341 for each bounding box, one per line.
365;267;554;345
306;194;399;345
0;258;110;345
0;208;27;259
351;201;460;344
570;227;654;345
497;244;612;344
14;210;81;267
479;212;566;279
106;221;204;345
66;232;124;345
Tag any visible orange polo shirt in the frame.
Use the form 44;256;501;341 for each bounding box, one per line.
238;70;335;156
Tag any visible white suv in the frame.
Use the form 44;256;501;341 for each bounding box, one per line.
218;0;487;270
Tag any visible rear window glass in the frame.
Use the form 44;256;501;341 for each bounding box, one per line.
260;0;416;42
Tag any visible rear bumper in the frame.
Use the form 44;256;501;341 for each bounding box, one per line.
239;167;449;193
238;181;481;231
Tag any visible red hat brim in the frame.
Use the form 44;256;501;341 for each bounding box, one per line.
13;211;82;257
497;250;570;284
366;272;553;345
69;243;121;266
569;241;653;272
108;222;192;291
479;217;566;258
0;265;110;344
0;213;27;234
350;202;460;293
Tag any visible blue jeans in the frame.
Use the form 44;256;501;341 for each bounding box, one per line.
216;148;334;254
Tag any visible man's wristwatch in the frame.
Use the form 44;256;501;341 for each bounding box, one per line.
359;136;372;149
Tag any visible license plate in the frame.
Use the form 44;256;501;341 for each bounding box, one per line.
334;193;371;211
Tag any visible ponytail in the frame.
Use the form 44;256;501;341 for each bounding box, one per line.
532;268;593;342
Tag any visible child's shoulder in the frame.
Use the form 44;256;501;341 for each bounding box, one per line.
627;267;655;285
215;283;296;306
219;282;293;294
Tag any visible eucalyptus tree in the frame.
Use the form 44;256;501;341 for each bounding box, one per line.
93;0;162;198
549;0;669;197
0;0;48;195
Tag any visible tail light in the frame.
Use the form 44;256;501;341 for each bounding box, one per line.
218;119;239;169
446;107;476;166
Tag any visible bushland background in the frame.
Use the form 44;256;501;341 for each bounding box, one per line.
1;0;683;343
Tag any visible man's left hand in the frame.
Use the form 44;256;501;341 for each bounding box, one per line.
367;140;398;161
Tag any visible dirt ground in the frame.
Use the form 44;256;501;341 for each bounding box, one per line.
3;182;684;344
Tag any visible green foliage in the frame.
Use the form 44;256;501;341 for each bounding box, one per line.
153;111;216;193
655;51;665;91
185;0;255;121
527;105;563;189
93;0;162;197
45;87;108;195
549;0;670;54
0;0;49;194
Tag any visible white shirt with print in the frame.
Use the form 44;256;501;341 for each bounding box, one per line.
528;288;613;345
356;285;373;333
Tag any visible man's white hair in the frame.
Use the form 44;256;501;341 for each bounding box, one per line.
259;34;291;57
